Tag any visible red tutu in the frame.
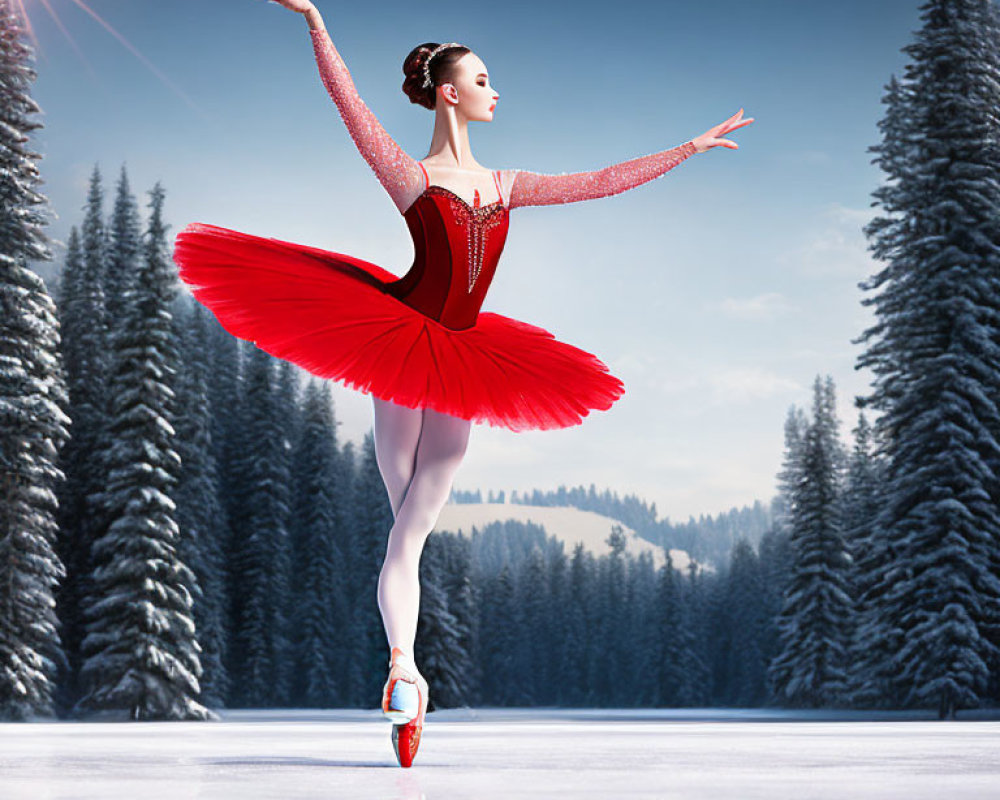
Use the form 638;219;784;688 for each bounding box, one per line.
173;221;625;432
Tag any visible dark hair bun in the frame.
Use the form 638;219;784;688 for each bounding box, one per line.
402;42;470;110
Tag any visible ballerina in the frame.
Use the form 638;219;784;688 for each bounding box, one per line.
173;0;752;767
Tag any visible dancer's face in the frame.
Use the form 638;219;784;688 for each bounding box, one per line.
440;52;499;121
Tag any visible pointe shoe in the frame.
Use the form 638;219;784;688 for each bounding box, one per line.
381;647;421;724
391;668;428;768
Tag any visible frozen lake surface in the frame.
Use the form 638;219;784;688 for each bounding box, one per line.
2;707;999;799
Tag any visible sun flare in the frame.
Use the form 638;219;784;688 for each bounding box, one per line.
11;0;203;114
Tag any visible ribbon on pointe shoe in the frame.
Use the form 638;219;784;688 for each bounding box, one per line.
383;647;422;722
388;646;421;683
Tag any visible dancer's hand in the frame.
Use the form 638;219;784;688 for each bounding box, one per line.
691;109;754;153
267;0;316;14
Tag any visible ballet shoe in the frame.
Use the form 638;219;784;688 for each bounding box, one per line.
391;668;429;768
381;646;421;724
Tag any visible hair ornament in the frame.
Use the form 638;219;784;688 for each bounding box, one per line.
422;42;464;89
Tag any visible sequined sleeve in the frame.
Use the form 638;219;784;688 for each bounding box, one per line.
506;140;698;209
309;28;424;214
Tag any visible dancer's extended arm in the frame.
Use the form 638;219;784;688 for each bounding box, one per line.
504;141;698;209
503;107;754;208
306;19;423;214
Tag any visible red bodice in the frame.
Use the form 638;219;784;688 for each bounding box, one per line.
383;185;510;331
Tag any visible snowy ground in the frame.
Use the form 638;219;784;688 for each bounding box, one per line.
2;708;999;799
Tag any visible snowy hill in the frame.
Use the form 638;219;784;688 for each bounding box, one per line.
435;502;697;573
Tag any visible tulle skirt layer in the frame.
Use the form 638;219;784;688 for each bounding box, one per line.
173;222;625;432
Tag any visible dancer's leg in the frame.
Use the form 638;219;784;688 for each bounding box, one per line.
371;396;423;519
377;405;471;655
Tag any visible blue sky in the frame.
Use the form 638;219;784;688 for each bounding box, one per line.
26;0;926;521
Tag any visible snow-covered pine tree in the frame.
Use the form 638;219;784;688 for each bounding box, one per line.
591;525;628;705
773;406;809;539
228;344;292;708
270;360;298;704
199;318;242;703
767;376;852;708
679;559;711;706
435;532;479;706
74;182;213;721
288;379;346;707
542;542;568;706
325;425;356;707
625;551;658;708
172;302;230;708
754;523;790;702
853;72;919;426
755;406;808;705
654;551;690;706
485;561;521;705
205;320;242;491
722;538;769;706
986;0;1000;715
414;537;464;711
0;0;71;721
616;543;648;709
853;0;1000;718
325;413;354;710
52;171;111;714
104;166;142;322
515;543;549;704
842;411;891;707
561;542;592;706
347;431;393;704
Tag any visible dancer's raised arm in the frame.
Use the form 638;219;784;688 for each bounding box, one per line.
274;1;424;214
504;109;753;209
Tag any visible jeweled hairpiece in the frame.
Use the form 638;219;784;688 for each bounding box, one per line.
422;42;464;89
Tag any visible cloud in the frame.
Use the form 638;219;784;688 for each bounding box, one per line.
776;150;834;166
612;351;801;406
777;202;879;277
705;367;802;405
469;429;548;465
714;291;795;320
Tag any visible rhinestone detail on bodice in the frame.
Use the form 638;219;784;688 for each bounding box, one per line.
423;186;507;294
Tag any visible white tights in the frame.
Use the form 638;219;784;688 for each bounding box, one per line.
372;395;471;664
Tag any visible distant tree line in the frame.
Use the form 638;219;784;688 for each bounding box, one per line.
450;483;773;569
